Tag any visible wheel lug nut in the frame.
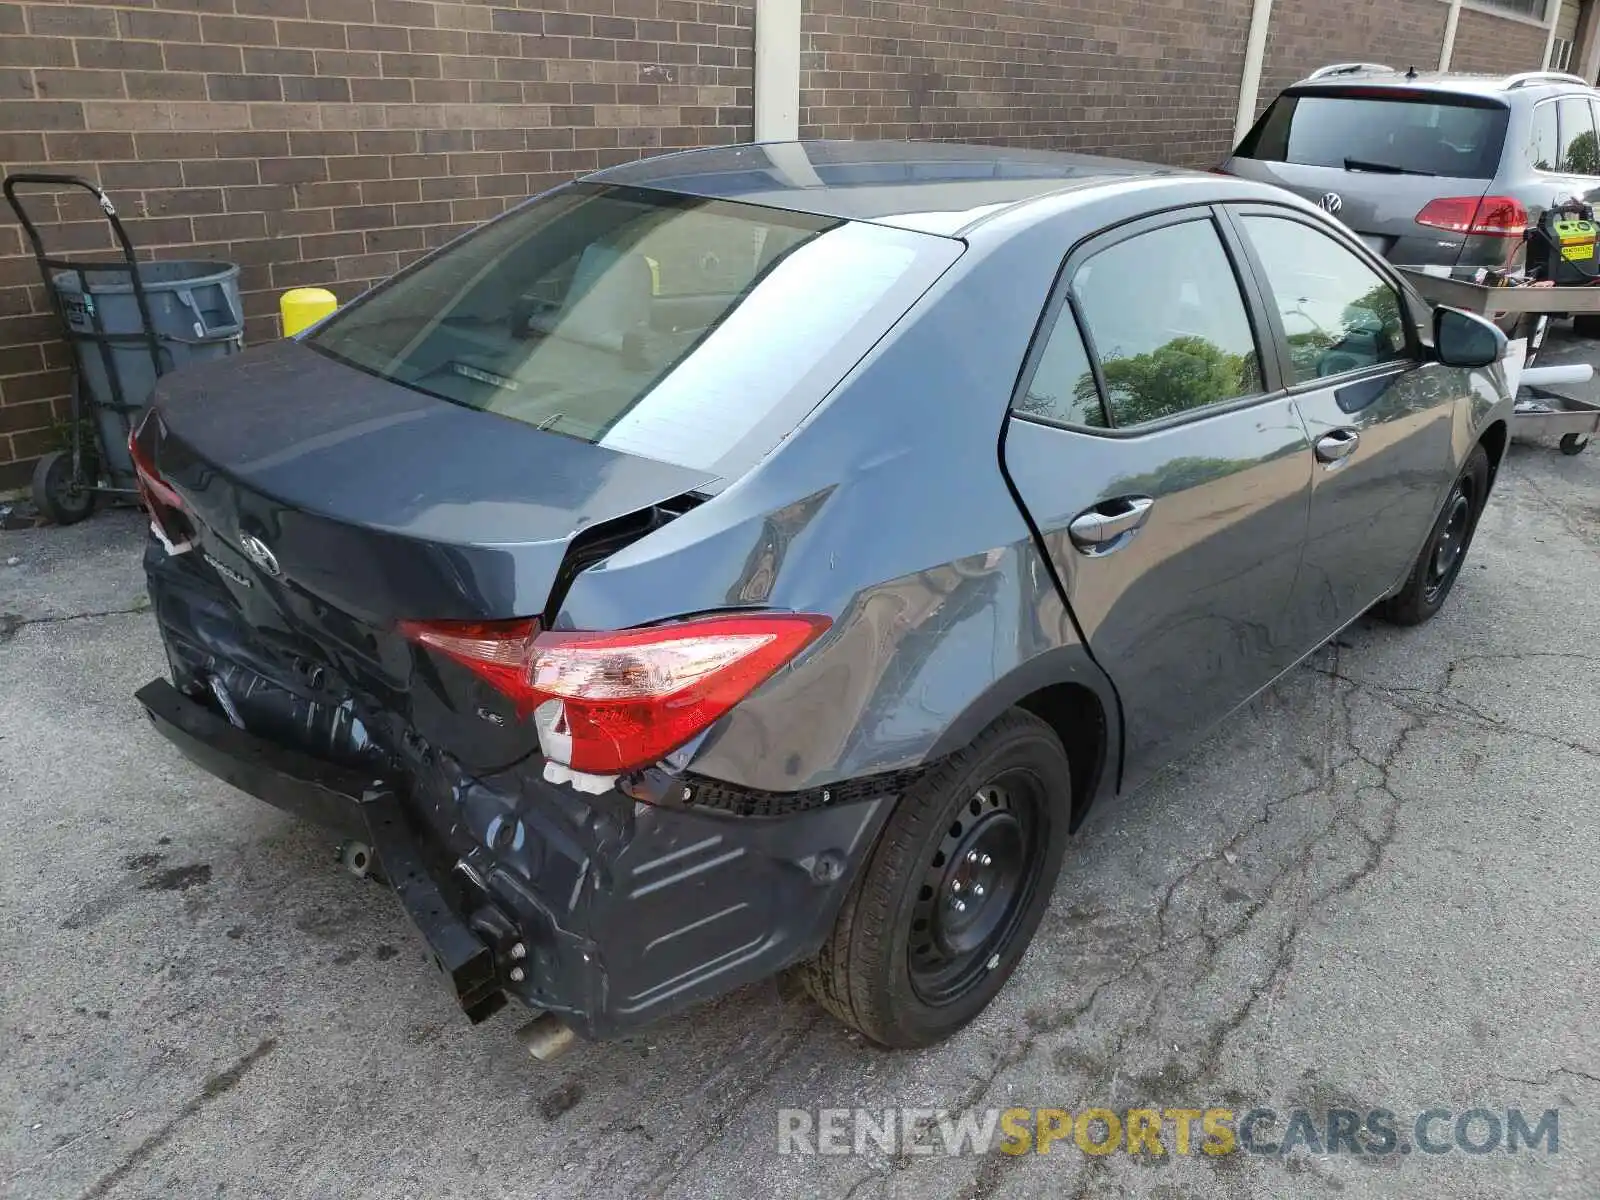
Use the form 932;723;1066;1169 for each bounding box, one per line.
966;850;978;863
973;884;985;897
980;854;992;867
951;879;962;892
953;899;966;913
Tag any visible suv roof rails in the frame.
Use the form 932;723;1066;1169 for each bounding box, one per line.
1504;70;1589;89
1307;62;1395;80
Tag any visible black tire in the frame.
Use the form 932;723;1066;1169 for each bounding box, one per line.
30;450;96;526
1560;432;1589;456
1573;313;1600;340
1377;444;1490;626
801;710;1072;1048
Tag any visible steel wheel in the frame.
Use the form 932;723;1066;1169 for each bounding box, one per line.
1422;480;1473;605
907;768;1048;1008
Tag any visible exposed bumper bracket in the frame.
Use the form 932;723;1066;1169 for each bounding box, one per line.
135;678;505;1023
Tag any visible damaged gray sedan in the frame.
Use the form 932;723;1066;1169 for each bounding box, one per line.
132;141;1513;1050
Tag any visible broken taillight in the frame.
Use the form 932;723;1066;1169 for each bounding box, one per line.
129;418;194;552
398;613;830;776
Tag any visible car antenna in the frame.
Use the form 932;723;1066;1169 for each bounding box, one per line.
1406;65;1418;80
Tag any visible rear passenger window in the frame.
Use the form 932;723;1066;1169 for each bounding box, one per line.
1241;216;1407;383
1014;306;1107;427
1530;102;1559;170
1558;97;1599;175
1072;220;1262;426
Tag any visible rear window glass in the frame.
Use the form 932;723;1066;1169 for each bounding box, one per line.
307;183;958;476
1237;92;1509;178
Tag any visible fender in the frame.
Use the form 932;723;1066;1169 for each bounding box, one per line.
927;640;1124;829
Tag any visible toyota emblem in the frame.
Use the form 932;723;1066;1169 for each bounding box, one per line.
238;533;281;577
1318;192;1344;215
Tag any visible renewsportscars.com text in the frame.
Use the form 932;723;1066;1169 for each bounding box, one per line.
777;1106;1560;1158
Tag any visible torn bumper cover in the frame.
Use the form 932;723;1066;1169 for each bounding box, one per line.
135;677;892;1039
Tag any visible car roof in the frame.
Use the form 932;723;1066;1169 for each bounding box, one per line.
586;140;1184;236
1287;68;1600;102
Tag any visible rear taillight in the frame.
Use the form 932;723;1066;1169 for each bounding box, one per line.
1416;195;1528;237
398;612;830;777
128;423;184;511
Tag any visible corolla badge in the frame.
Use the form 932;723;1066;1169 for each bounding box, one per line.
1318;192;1344;215
238;533;281;577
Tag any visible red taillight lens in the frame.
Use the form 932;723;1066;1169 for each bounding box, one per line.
1416;195;1528;237
128;426;184;511
398;612;831;776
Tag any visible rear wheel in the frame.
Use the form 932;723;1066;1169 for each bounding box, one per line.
31;450;96;526
801;710;1071;1047
1559;432;1589;456
1377;444;1489;626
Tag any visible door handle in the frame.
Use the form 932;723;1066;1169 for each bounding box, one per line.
1314;428;1360;465
1068;495;1154;554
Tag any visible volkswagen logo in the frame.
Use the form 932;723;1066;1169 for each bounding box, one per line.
238;533;281;577
1318;192;1344;215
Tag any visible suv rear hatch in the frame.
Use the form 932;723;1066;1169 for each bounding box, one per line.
1224;85;1515;269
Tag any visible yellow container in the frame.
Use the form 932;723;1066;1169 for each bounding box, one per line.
280;287;338;337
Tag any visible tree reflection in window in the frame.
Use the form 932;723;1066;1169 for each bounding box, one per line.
1072;220;1263;427
1242;217;1407;384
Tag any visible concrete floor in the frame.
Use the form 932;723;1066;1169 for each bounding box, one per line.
2;342;1597;1200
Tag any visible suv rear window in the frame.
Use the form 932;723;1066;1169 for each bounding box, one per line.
307;183;959;476
1236;90;1510;178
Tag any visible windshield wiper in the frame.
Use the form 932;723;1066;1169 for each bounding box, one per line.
1344;157;1435;176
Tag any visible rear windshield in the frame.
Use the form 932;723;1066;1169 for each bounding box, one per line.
307;183;958;477
1237;91;1509;178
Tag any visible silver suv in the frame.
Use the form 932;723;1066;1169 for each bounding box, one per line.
1221;64;1600;296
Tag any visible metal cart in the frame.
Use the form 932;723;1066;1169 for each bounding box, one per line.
1398;268;1600;456
3;173;243;523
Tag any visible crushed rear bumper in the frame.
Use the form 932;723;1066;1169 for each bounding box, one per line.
135;676;894;1039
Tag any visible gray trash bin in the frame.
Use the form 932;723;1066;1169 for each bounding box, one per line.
52;260;244;481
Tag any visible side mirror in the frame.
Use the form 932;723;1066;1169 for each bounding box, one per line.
1433;306;1506;368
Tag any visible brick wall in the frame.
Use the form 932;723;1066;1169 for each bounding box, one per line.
1451;4;1551;73
1256;0;1449;118
0;0;753;491
797;0;1257;168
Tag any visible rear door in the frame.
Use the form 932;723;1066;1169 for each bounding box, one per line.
1225;205;1463;644
1001;209;1313;784
1225;87;1509;266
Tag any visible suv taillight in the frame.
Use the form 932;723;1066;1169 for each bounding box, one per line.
1416;195;1528;237
398;612;831;776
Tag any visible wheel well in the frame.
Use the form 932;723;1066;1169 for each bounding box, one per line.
1016;683;1108;831
1478;420;1508;488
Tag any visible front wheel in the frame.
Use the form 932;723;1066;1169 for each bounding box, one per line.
1377;444;1490;626
801;710;1072;1048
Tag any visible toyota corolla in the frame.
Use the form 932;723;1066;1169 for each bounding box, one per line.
131;141;1513;1051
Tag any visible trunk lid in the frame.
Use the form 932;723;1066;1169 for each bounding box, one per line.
143;338;715;626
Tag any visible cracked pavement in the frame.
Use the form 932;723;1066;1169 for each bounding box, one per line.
3;341;1598;1199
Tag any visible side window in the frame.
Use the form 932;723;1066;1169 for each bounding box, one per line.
1558;97;1599;175
1013;305;1108;427
1240;216;1408;384
1530;102;1559;171
1072;220;1262;426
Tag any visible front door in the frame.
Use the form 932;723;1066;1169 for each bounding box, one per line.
1002;210;1313;785
1225;206;1464;643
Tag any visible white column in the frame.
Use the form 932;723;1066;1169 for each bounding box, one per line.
1541;0;1563;69
1439;0;1463;70
754;0;802;142
1233;0;1276;146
